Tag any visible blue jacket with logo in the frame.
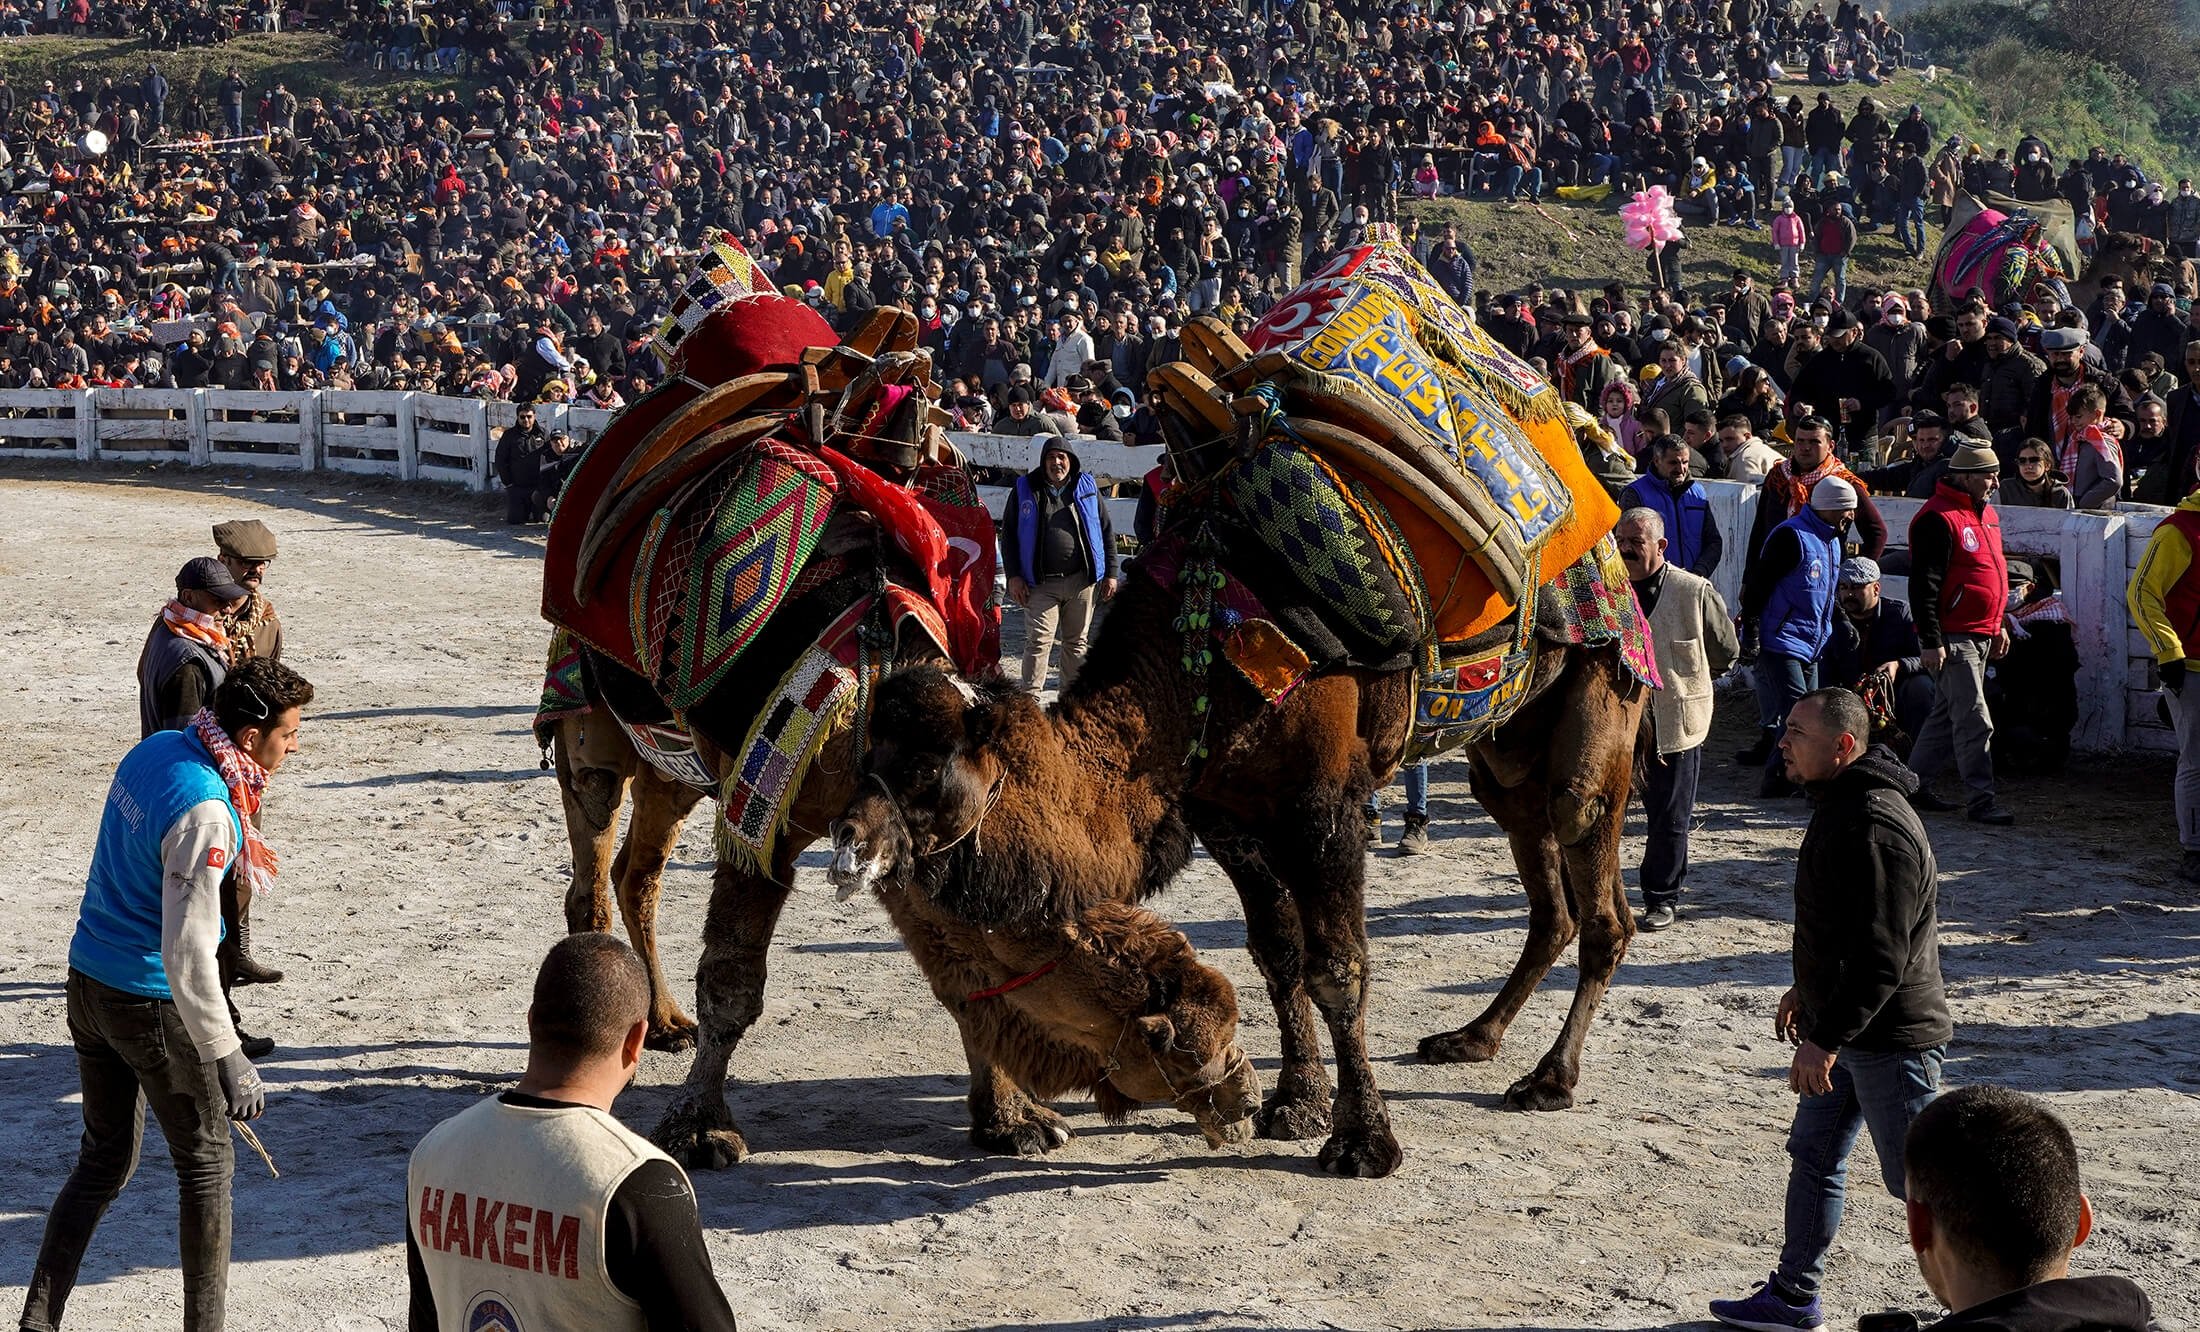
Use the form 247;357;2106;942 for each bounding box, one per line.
1758;506;1844;660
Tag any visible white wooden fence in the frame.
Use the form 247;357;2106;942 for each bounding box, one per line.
0;389;2171;751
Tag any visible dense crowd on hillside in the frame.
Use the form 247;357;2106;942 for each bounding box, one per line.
0;0;2191;473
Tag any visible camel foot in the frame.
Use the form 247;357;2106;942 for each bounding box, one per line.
1255;1086;1333;1141
646;1016;699;1054
970;1103;1074;1157
1316;1124;1404;1178
652;1097;754;1170
1417;1026;1501;1064
1501;1071;1576;1113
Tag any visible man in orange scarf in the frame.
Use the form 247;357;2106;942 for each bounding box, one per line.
138;557;248;738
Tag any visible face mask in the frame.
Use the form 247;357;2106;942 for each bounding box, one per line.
1112;404;1133;419
2006;587;2027;611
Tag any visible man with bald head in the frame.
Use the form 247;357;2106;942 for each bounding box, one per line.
406;936;737;1331
1616;507;1737;930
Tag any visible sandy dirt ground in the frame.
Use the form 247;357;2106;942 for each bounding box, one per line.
1;465;2195;1332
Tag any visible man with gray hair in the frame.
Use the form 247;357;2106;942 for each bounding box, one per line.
1616;507;1738;929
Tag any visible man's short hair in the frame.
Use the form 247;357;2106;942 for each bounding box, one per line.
1717;413;1753;432
213;658;315;737
1906;1086;2085;1288
1683;407;1717;429
530;933;650;1061
1618;505;1666;539
1650;432;1689;458
1797;686;1868;742
1793;414;1833;436
1943;382;1981;404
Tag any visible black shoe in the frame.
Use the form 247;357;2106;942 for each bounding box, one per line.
1967;803;2016;826
2178;852;2200;887
1734;733;1775;766
1363;808;1381;847
237;1031;276;1059
1396;813;1431;856
228;907;284;986
1638;904;1677;931
1759;772;1799;799
1910;790;1960;813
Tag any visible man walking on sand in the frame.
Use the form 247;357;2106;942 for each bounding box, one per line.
20;658;314;1332
1710;687;1950;1332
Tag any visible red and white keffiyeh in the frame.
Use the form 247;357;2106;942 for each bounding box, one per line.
190;707;278;894
162;598;232;665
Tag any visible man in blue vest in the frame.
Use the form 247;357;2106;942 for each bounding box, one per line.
19;657;314;1332
1620;433;1726;577
1743;475;1857;798
998;435;1119;691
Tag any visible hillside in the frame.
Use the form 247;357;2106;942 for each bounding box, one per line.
0;32;473;107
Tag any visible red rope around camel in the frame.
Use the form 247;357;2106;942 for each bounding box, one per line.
966;958;1061;1002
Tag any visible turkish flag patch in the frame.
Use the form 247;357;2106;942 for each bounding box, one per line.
206;847;227;869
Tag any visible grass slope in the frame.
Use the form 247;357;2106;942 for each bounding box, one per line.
0;32;471;106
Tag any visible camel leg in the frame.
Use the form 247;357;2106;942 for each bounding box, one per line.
1261;803;1401;1178
649;854;796;1170
959;1027;1074;1157
553;724;628;935
1417;762;1577;1066
1201;821;1333;1141
614;770;708;1053
1502;678;1639;1113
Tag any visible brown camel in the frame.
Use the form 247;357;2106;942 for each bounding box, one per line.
548;704;707;1051
2064;230;2173;315
830;563;1644;1178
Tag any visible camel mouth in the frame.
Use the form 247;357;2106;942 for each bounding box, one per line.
827;821;891;902
1175;1045;1262;1149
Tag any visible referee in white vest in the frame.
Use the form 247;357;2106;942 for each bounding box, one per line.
406;934;737;1331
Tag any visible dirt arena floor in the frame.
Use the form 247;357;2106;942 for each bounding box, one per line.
2;466;2196;1332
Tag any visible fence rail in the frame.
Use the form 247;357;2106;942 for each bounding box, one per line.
0;389;2170;751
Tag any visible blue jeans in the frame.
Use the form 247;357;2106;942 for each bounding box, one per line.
1776;1045;1945;1298
1366;762;1429;819
1807;148;1839;182
1754;652;1819;774
1894;197;1927;255
1810;253;1849;302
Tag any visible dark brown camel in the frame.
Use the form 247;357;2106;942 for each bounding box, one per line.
829;562;1644;1178
549;706;707;1051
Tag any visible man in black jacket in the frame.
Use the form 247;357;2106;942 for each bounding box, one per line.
1711;687;1951;1332
1901;1086;2155;1332
494;404;551;524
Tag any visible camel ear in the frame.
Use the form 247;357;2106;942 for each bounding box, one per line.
1138;1013;1176;1055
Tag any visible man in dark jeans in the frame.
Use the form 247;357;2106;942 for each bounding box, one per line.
1710;687;1951;1332
19;659;314;1332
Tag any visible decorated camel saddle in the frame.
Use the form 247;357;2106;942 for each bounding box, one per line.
1934;192;2077;309
1141;229;1657;760
539;233;1000;871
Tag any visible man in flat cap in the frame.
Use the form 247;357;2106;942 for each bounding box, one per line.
210;520;287;994
212;519;283;664
140;557;248;738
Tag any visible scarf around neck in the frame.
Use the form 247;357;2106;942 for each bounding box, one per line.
162;598;232;666
190;707;278;895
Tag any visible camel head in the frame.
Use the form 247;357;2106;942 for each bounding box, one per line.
828;664;1009;899
2087;230;2164;289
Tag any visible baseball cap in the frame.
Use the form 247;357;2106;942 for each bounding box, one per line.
177;556;250;602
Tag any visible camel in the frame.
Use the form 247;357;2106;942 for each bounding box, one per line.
831;577;1644;1178
546;673;708;1052
1932;192;2170;313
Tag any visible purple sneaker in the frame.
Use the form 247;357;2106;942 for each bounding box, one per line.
1711;1276;1825;1331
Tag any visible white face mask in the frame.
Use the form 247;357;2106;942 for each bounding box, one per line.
1112;403;1133;419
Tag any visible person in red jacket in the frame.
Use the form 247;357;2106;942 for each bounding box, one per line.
1905;443;2016;825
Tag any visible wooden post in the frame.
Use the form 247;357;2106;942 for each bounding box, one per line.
299;392;323;475
185;389;210;467
72;388;97;461
468;396;492;492
397;392;420;482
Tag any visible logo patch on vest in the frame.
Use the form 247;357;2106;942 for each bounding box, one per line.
1808;557;1825;583
1961;527;1980;552
466;1293;524;1331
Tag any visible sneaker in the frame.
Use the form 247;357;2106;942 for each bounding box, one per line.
1639;904;1677;931
1910;790;1960;813
1396;814;1431;856
1711;1275;1824;1331
1967;803;2016;826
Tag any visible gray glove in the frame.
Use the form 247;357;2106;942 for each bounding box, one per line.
214;1049;265;1121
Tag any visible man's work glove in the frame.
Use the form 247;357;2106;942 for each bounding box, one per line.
214;1049;265;1121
